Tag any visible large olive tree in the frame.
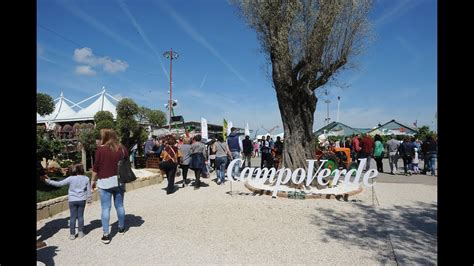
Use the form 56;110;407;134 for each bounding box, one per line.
233;0;372;169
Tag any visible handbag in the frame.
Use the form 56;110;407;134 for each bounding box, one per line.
189;152;205;170
117;147;137;184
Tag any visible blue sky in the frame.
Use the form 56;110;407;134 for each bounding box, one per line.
37;0;437;134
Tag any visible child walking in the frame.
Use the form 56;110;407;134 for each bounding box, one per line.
42;164;92;240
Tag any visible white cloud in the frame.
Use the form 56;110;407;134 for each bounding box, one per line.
75;65;96;76
73;47;128;74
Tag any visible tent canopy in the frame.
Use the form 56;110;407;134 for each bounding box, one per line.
37;90;119;124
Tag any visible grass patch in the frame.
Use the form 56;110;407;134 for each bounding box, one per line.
36;176;68;203
36;173;93;203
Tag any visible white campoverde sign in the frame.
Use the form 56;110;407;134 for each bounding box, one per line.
226;158;378;198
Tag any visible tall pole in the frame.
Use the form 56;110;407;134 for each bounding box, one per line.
169;48;173;131
163;49;179;131
336;96;340;122
325;100;331;125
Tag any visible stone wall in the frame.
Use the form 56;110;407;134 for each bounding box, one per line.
37;170;164;221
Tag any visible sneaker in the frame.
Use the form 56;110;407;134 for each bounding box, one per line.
69;234;76;240
101;234;111;244
118;227;126;235
78;231;85;238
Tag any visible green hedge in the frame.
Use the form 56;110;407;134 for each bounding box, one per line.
37;176;68;202
36;187;69;203
37;172;93;203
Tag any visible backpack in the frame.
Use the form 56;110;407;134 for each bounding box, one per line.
117;147;137;184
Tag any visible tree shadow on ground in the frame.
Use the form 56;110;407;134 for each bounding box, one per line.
37;218;69;242
37;245;58;266
108;214;145;239
225;191;261;196
310;201;437;265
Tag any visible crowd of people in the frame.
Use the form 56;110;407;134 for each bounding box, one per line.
322;133;438;176
37;127;437;246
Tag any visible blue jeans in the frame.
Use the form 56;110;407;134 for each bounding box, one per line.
429;154;436;175
99;186;125;235
215;156;227;183
69;200;86;235
231;151;241;178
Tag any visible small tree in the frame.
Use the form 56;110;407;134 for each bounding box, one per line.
78;127;97;170
137;107;167;127
37;92;55;116
94;120;116;139
94;111;114;124
147;109;167;128
415;125;434;141
94;110;116;139
116;98;139;150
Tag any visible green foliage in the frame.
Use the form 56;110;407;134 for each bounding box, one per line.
327;136;344;143
117;98;139;118
415;125;434;140
37;133;65;160
37;92;55;116
37;176;69;202
147;109;167;127
79;129;97;153
94;110;114;123
138;107;167;127
117;98;139;149
129;126;148;155
58;159;73;168
94;120;116;139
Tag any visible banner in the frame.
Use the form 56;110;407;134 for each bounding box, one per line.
201;117;208;140
245;122;250;137
227;121;233;136
223;119;228;141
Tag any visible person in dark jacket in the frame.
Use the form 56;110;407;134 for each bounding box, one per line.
399;136;415;176
242;135;253;167
273;136;284;169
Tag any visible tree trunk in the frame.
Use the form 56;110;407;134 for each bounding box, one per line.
276;87;317;170
81;147;87;170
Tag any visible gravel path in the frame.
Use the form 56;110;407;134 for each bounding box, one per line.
37;158;437;265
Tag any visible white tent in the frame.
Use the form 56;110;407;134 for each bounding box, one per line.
36;89;119;124
75;90;118;120
37;92;79;123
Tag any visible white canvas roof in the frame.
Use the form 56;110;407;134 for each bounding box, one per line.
37;93;78;123
36;89;119;124
75;91;117;120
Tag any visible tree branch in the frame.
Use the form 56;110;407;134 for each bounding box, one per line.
310;57;347;90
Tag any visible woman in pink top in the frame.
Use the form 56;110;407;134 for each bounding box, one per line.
253;141;259;157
